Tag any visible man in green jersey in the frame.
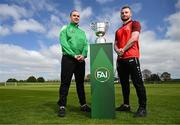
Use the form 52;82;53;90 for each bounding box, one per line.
57;10;90;117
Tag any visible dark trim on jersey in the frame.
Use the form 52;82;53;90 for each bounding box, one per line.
122;20;132;26
121;20;140;33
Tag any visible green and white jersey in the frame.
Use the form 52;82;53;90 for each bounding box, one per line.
59;22;88;58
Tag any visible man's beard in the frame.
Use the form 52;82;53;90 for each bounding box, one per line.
121;17;130;22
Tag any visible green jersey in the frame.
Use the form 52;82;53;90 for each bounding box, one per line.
59;22;88;58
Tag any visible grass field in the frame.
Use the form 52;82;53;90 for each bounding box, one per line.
0;83;180;124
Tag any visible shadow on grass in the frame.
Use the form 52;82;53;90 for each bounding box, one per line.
43;102;91;118
43;101;58;114
67;104;91;118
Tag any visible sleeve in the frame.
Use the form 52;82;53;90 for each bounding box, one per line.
82;33;88;58
132;21;141;32
115;31;118;41
59;26;76;57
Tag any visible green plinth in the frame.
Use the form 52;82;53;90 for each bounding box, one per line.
90;43;115;119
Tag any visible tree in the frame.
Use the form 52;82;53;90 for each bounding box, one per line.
26;76;37;82
37;77;45;82
161;72;171;81
142;69;151;81
19;80;25;82
147;74;161;82
6;78;18;82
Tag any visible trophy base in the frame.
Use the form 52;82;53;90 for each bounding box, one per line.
96;37;106;43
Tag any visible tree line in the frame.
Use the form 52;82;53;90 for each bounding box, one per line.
142;69;171;82
6;76;45;83
6;69;172;83
84;69;172;83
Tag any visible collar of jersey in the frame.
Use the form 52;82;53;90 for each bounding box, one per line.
70;22;79;27
123;20;132;26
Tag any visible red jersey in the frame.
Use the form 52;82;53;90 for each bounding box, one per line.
115;20;141;59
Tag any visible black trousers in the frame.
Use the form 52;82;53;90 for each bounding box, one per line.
57;55;86;107
117;58;147;108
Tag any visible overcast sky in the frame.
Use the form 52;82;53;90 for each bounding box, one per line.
0;0;180;82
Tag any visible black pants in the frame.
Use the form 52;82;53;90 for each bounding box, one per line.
117;58;147;108
57;55;86;107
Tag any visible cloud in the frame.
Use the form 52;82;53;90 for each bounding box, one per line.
0;4;28;20
175;0;180;9
47;15;63;39
0;2;60;37
96;0;114;4
165;12;180;41
0;43;61;82
30;1;53;11
80;7;93;20
157;25;165;33
131;3;142;14
0;43;91;82
47;27;60;39
14;0;58;14
12;19;46;33
0;25;10;36
140;31;180;78
74;0;93;21
40;44;61;60
0;44;58;66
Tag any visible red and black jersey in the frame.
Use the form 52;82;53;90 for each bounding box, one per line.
115;20;141;59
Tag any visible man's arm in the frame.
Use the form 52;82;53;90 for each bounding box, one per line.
122;31;140;52
59;26;76;57
75;32;88;62
82;35;88;58
77;42;88;62
114;40;123;56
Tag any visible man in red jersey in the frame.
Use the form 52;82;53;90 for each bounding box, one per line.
114;5;147;117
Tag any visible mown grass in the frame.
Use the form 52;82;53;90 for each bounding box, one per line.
0;83;180;124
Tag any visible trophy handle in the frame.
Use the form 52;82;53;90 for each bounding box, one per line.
105;22;109;28
90;22;96;31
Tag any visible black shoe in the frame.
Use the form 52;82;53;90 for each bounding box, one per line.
80;104;91;112
116;104;131;112
134;107;147;117
58;106;65;117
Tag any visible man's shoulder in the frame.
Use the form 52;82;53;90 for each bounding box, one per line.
132;20;140;26
132;20;141;32
60;25;68;33
115;25;123;32
77;26;86;34
78;26;85;31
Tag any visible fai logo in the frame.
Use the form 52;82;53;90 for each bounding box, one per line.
95;67;110;83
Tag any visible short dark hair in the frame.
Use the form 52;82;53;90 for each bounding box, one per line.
121;5;132;11
70;10;78;16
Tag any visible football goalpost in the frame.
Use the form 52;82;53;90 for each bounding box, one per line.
4;82;17;86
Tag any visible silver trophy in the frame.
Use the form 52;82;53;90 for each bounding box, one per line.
90;22;109;43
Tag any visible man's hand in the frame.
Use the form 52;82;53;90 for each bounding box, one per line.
75;55;84;62
74;55;79;59
77;55;84;62
117;48;124;56
114;41;124;57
